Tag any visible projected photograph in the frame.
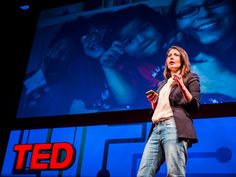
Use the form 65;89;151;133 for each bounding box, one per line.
17;0;236;118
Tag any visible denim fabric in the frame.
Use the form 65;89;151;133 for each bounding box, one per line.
137;118;188;177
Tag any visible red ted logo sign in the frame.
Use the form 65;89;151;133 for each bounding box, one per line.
13;142;75;170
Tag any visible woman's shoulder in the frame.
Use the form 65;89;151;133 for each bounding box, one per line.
159;78;167;84
185;72;200;85
187;71;199;79
157;79;167;88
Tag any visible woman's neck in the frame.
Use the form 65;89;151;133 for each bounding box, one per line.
171;70;180;76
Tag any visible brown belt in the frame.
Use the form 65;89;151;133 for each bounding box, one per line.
154;116;173;125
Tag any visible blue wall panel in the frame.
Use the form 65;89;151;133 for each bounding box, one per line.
1;117;236;176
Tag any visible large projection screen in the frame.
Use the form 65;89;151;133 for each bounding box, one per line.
16;0;236;119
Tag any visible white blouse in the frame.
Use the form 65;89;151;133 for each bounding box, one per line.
152;77;174;123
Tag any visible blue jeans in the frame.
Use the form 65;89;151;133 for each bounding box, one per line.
137;118;188;177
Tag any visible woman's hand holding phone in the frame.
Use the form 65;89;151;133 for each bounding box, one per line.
146;90;158;103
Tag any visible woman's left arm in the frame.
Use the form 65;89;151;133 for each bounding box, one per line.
173;73;200;112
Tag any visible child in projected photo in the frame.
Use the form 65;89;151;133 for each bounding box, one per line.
18;13;121;117
67;13;117;114
167;0;236;103
87;4;171;110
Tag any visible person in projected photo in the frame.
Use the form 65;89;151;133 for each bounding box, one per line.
84;4;170;109
67;13;120;114
19;11;130;117
80;25;110;59
17;35;79;117
17;15;110;118
137;45;200;177
168;0;236;103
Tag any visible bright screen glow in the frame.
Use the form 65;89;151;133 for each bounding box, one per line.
17;0;236;118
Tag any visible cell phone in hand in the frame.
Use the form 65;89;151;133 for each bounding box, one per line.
145;90;156;96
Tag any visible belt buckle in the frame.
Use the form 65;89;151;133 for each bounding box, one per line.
160;116;171;122
159;117;166;122
154;117;171;126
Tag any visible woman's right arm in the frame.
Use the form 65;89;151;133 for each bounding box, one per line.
146;91;158;110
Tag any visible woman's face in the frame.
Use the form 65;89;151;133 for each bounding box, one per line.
175;0;235;44
81;26;107;59
120;19;162;58
167;48;182;73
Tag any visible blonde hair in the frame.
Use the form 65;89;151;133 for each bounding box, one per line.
163;45;191;81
